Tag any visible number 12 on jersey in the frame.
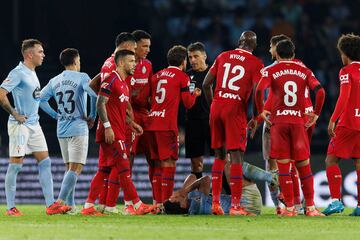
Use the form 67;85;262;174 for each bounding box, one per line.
221;63;245;91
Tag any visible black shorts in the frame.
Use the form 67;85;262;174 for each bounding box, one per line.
185;119;213;158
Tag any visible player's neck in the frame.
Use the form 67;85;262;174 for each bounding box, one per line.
116;69;128;81
278;58;294;62
23;59;36;71
65;65;78;71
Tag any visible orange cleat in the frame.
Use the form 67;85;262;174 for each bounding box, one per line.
123;205;136;215
80;206;105;216
46;202;69;215
280;208;298;217
229;207;256;216
306;207;325;217
134;203;157;215
212;203;224;215
5;207;23;216
276;206;285;215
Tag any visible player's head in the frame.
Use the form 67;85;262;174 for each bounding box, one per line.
238;31;257;52
337;33;360;65
115;32;137;52
21;39;45;67
59;48;80;71
114;49;136;76
275;39;295;60
132;30;151;59
270;34;290;60
167;45;187;70
187;42;207;71
163;200;189;215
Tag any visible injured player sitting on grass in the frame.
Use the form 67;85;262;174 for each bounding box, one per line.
163;158;278;215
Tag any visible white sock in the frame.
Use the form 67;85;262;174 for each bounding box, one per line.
332;198;340;202
84;202;94;209
124;201;133;207
134;201;142;209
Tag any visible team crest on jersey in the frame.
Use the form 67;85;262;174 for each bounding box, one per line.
340;74;349;84
262;71;268;77
130;77;136;86
119;93;129;102
142;66;147;74
33;87;41;100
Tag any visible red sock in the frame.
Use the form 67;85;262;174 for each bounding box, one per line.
119;168;140;204
161;167;176;202
98;180;108;205
297;164;314;207
148;164;155;199
277;161;294;208
291;163;301;205
152;166;162;204
326;165;342;199
212;159;225;204
86;168;110;203
230;163;243;208
105;167;121;207
357;170;360;206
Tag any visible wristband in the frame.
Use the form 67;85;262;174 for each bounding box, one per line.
103;121;111;128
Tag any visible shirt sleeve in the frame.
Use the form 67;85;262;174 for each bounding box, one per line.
330;68;351;122
1;70;21;93
252;60;264;85
180;74;196;109
209;55;219;76
99;75;115;98
306;70;321;90
39;81;58;119
82;73;97;98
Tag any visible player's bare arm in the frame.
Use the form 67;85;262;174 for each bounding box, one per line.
203;72;215;104
126;101;134;120
305;85;326;129
0;87;27;124
97;94;114;144
126;115;143;136
89;73;101;93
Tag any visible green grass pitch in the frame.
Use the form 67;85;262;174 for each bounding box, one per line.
0;206;359;240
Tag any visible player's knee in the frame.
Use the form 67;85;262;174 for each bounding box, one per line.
214;148;226;160
325;155;339;167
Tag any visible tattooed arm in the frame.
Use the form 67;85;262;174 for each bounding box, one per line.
96;94;114;144
0;87;26;123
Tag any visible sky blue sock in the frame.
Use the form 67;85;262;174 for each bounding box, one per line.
66;184;76;207
38;157;55;207
242;162;272;183
270;188;280;206
5;163;22;210
58;170;78;203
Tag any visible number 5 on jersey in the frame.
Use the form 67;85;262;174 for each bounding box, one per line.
155;79;167;103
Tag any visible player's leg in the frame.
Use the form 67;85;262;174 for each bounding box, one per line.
350;158;360;216
211;147;226;215
242;161;276;185
241;181;262;215
290;161;302;212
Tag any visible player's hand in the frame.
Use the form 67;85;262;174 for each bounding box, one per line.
305;112;318;129
247;118;258;139
260;110;272;126
105;127;115;144
328;121;336;138
131;122;143;136
13;113;27;124
86;118;95;129
193;88;201;97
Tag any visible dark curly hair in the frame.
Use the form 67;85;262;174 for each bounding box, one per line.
337;33;360;61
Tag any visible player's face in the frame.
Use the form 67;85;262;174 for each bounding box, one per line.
269;43;276;60
169;191;189;209
123;55;136;75
136;39;151;59
30;44;45;66
119;41;137;53
188;50;207;71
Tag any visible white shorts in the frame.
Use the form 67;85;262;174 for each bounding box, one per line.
262;122;271;161
58;135;89;165
8;122;48;157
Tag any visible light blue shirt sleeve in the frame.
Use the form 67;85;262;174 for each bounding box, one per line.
82;73;97;120
1;70;21;93
40;81;58;120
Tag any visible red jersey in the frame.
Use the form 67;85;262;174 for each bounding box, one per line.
96;71;130;143
100;55;116;81
209;48;263;107
331;62;360;131
257;60;321;124
131;58;153;113
145;66;196;131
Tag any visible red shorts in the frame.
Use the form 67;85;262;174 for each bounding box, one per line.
131;111;150;155
270;123;310;161
327;126;360;159
98;140;128;167
210;102;247;151
144;131;178;161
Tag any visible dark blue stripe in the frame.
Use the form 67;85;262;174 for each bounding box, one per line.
230;176;242;180
108;180;120;185
118;168;130;174
279;174;290;177
181;86;189;92
300;174;313;181
212;171;223;174
162;178;174;181
153;174;162;177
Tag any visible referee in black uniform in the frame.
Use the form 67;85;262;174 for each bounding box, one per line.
185;42;213;179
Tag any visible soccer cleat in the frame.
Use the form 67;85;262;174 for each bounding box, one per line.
123;205;136;215
80;206;105;216
349;206;360;216
134;203;157;215
280;208;297;217
276;206;284;215
104;206;120;214
295;204;305;215
229;207;256;216
5;207;23;216
305;207;325;217
66;207;80;215
46;202;70;215
212;203;224;215
96;204;105;213
322;200;345;216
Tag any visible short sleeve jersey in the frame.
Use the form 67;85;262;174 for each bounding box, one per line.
258;60;320;124
1;62;41;126
209;49;263;107
336;62;360;131
96;71;129;143
146;66;191;131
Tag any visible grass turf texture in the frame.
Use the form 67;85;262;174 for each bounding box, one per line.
0;206;359;240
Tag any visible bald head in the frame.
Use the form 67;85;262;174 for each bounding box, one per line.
238;31;257;51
